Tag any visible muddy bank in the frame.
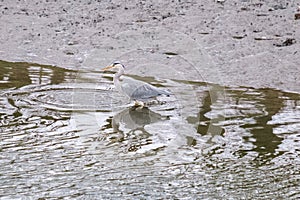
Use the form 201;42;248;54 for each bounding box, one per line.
0;0;299;92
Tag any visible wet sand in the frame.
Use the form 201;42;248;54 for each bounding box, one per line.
0;0;299;92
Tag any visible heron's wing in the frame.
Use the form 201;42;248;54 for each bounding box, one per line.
121;76;171;100
130;84;161;100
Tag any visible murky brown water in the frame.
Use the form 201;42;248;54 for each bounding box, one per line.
1;60;300;199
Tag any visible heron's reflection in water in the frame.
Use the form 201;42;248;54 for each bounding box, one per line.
107;107;169;152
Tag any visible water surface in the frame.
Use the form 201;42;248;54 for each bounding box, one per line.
0;60;299;199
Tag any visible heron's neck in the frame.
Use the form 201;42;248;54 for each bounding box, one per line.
114;66;124;85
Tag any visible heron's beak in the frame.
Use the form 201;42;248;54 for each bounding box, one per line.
102;65;114;71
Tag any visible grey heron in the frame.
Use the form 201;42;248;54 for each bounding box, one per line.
102;61;171;107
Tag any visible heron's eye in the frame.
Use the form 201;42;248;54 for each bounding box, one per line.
113;62;119;66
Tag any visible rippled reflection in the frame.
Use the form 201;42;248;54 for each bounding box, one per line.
237;89;284;164
0;60;74;89
1;60;300;199
112;107;167;131
102;107;169;151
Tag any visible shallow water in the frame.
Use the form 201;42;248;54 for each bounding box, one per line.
0;60;300;199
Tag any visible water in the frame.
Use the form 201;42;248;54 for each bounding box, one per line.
0;60;300;199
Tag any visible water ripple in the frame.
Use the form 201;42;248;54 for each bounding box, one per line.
0;60;300;199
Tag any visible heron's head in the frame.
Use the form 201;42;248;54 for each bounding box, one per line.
102;61;125;71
